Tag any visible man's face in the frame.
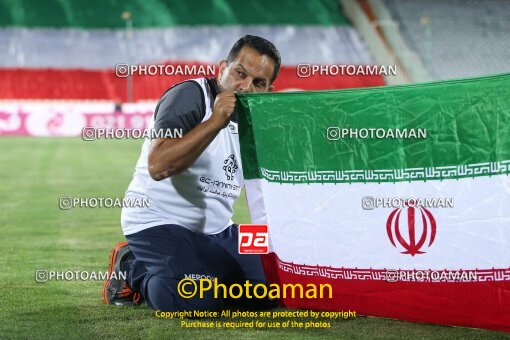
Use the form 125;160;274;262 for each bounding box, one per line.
217;46;276;93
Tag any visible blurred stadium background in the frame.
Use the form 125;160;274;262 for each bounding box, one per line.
1;0;509;338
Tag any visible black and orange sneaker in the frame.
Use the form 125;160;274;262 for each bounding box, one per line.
102;241;142;306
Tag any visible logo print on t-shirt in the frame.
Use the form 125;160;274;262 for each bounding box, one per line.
223;154;238;181
228;123;238;134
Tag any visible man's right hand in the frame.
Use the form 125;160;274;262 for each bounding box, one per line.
148;92;237;181
210;92;236;128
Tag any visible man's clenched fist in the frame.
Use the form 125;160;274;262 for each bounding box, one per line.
211;92;236;128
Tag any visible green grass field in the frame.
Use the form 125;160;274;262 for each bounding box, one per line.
1;137;508;339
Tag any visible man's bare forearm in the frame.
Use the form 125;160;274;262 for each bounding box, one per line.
148;91;236;181
148;119;224;181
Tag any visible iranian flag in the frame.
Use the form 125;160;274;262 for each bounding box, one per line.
237;73;510;332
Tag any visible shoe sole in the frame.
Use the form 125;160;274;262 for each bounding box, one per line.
102;241;128;304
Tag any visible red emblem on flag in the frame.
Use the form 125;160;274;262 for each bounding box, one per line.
386;205;437;256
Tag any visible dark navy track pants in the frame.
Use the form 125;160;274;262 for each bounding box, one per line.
125;224;272;312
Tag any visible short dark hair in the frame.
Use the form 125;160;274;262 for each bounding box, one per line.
227;35;281;84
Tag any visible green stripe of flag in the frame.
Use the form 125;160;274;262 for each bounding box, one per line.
0;0;350;28
237;73;510;183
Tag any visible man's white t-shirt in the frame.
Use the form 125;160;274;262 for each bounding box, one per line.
121;78;243;235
